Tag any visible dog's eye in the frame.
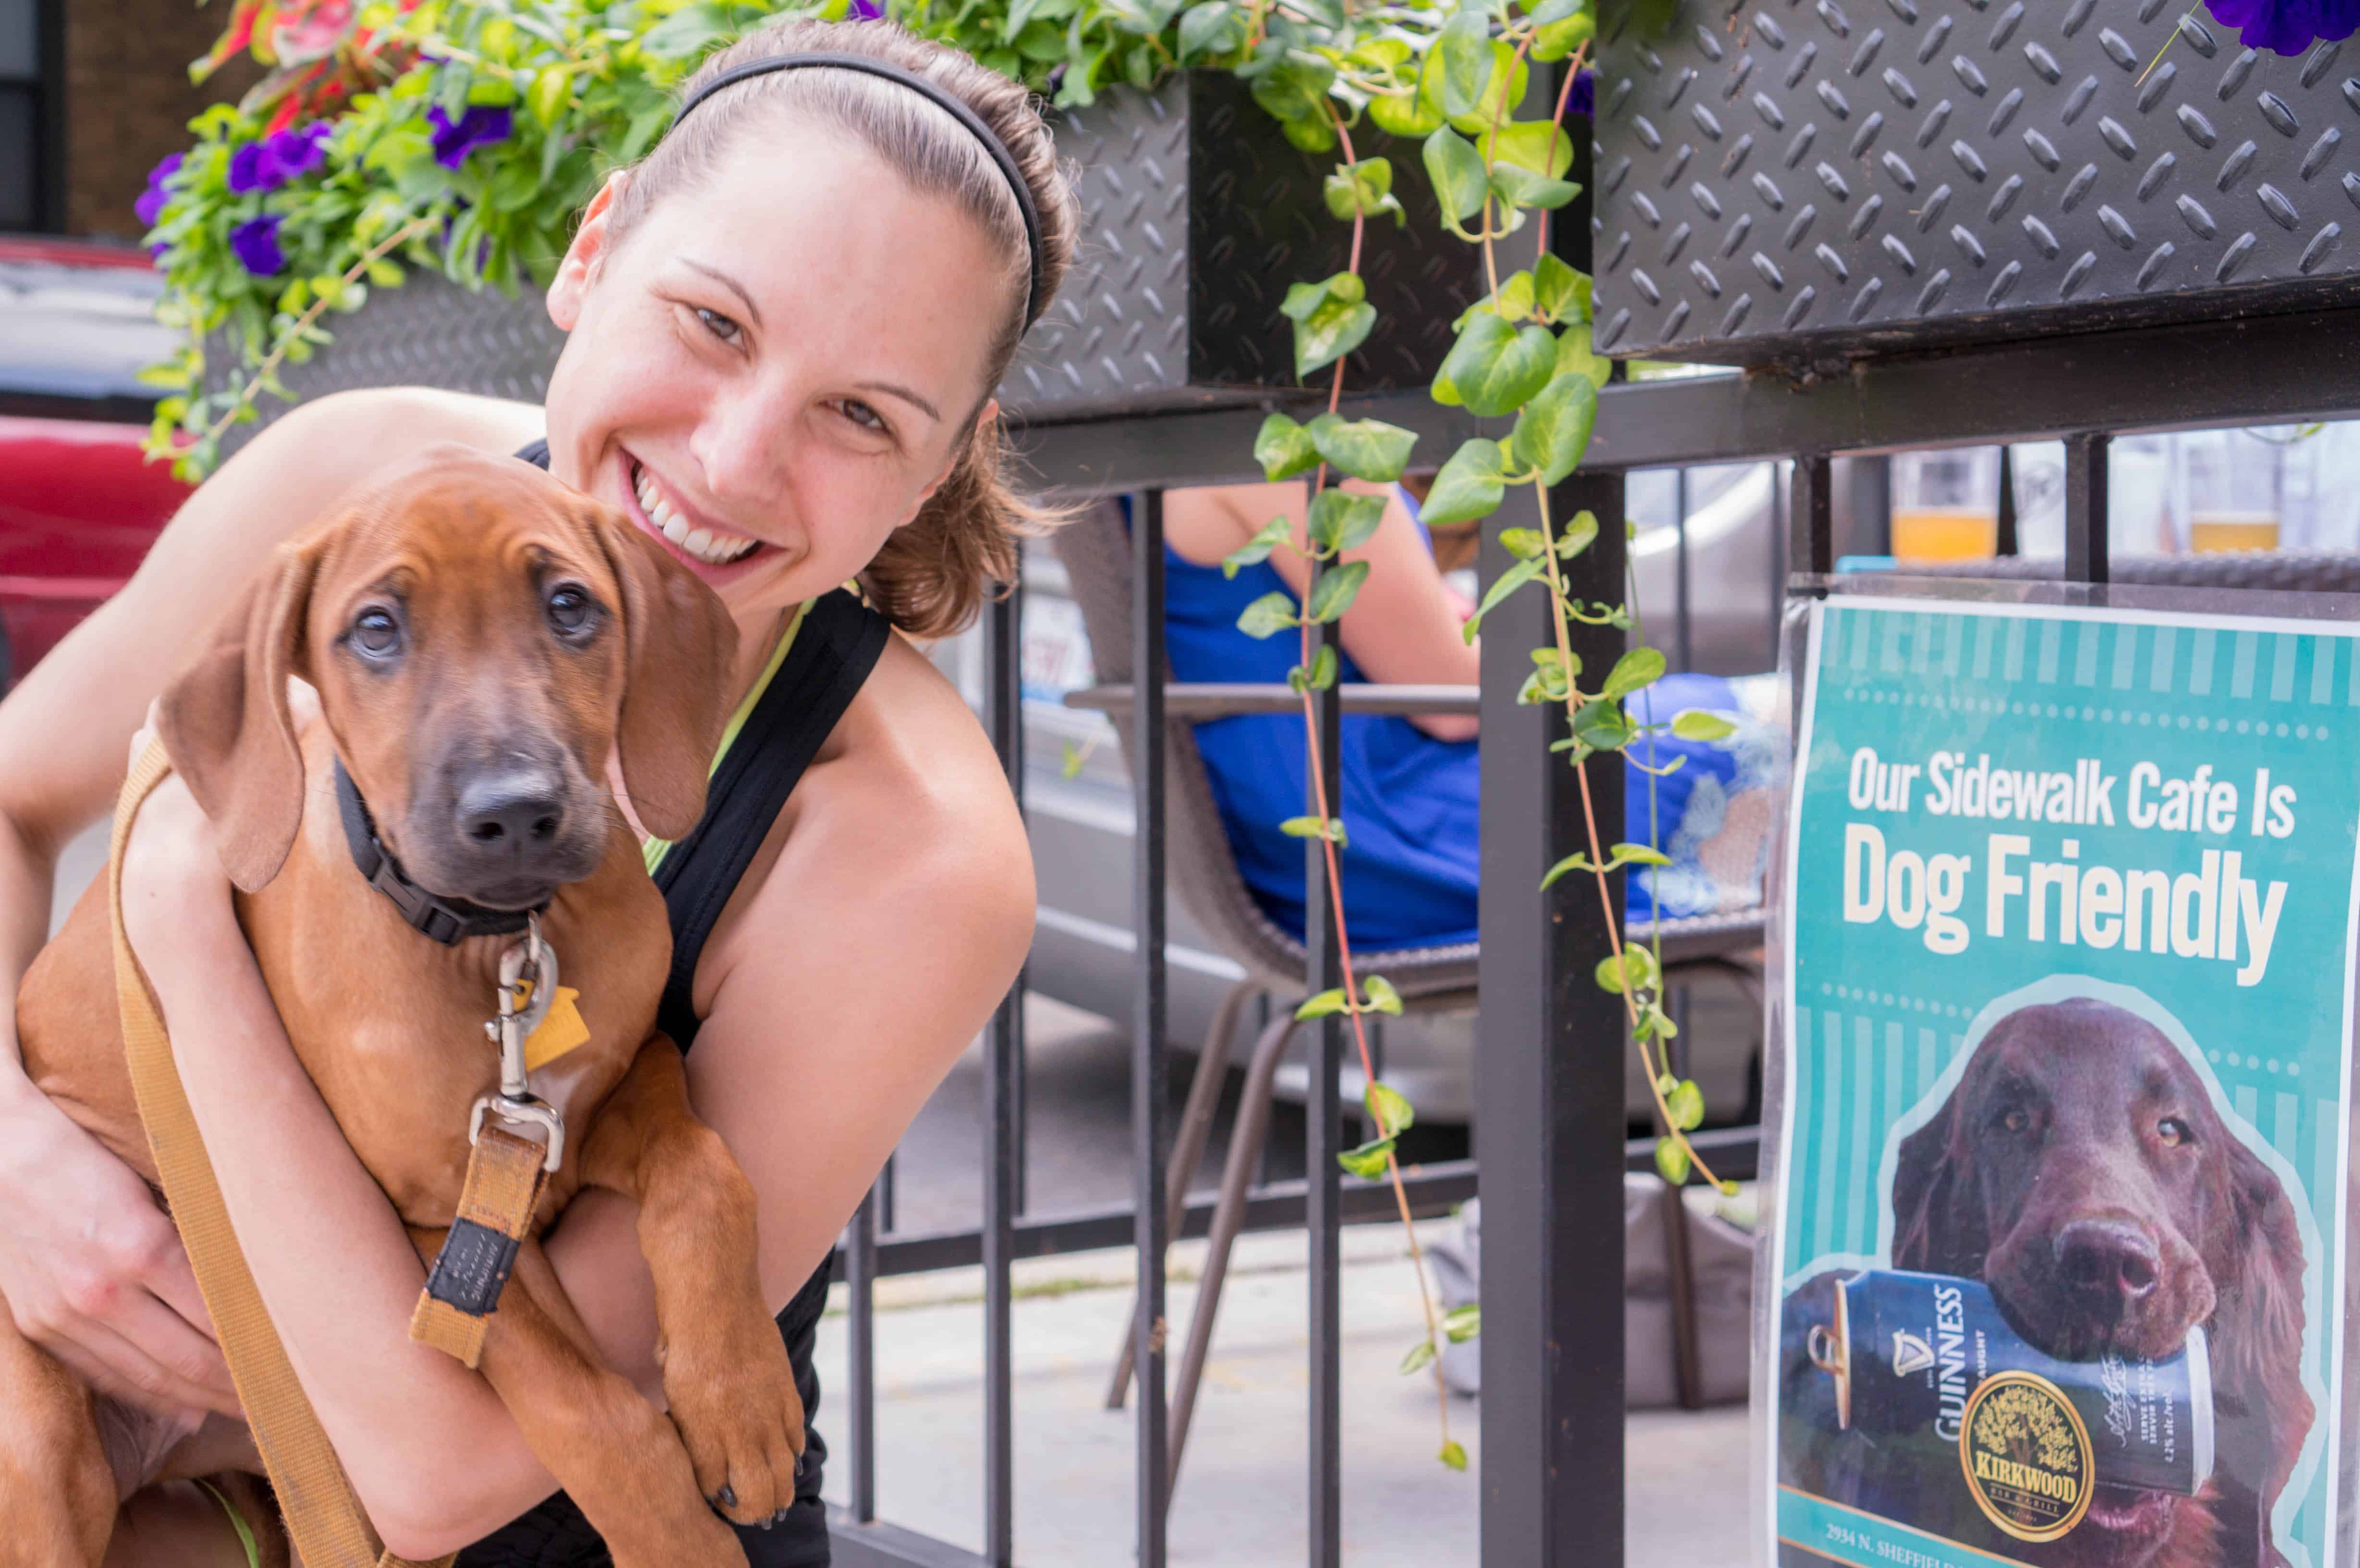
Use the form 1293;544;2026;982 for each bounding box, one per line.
546;587;595;637
2157;1117;2192;1147
2000;1108;2032;1134
352;609;402;660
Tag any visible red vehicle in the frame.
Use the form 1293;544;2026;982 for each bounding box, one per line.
0;237;193;690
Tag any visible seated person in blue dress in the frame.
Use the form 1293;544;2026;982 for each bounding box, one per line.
1159;480;1786;951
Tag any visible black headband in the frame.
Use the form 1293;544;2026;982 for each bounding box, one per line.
670;51;1046;329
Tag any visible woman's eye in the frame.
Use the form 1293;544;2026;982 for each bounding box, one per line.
2157;1117;2192;1147
694;306;742;343
838;399;887;434
352;609;401;659
547;587;595;637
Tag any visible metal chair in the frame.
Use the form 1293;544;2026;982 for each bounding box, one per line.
1049;501;1770;1486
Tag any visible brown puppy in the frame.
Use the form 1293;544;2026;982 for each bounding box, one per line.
7;446;802;1567
1893;997;2311;1568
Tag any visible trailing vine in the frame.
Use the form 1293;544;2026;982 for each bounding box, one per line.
138;0;1745;1474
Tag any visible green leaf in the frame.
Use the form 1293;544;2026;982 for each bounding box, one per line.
1440;1439;1470;1471
1443;1302;1481;1342
1507;371;1599;486
1499;527;1547;560
1571;696;1636;751
1666;1078;1706;1132
1365;1077;1414;1132
1363;974;1405;1018
1237;591;1300;639
1448;41;1528;135
1368;87;1443;138
1655;1137;1693;1186
1437;314;1559;418
527;64;571;128
1339;1136;1396;1178
1610;841;1673;868
1422;438;1509;528
1555;320;1614;391
1280;814;1348;844
1306;560;1369;623
1399;1336;1437;1374
1061;740;1088;780
1481;120;1576;178
1308;488;1387;553
1251;54;1338;121
1323;156;1405;226
1290;644;1340;690
1295;296;1377;380
1455;269;1537;330
1558;510;1600;558
1177;0;1246;59
1307;415;1417;483
1532;7;1597;60
1671;709;1739;741
1602;646;1666;699
1487;163;1582;210
1297;988;1352;1019
1224;514;1294;577
1463;554;1545;642
1254;413;1320;480
1525;0;1582;25
1420;126;1488;225
1533;254;1585;324
1434;9;1494;119
1540;852;1595;889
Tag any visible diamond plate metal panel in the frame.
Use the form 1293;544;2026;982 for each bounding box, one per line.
210;71;1475;453
1594;0;2360;366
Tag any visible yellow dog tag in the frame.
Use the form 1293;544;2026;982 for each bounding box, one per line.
524;986;591;1071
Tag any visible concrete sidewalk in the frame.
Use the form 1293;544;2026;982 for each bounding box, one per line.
812;1223;1753;1567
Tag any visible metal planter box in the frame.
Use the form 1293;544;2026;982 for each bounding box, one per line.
210;69;1470;455
1591;0;2360;368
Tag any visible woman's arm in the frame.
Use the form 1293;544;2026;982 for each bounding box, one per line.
1163;481;1481;742
122;639;1031;1558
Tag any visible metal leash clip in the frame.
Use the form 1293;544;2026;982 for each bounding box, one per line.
471;911;566;1172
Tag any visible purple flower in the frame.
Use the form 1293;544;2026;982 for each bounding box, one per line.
230;214;286;276
135;152;184;227
426;104;514;169
2204;0;2360;54
226;122;333;196
848;0;884;16
1566;66;1595;117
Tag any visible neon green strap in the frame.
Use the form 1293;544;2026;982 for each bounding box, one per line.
197;1478;263;1568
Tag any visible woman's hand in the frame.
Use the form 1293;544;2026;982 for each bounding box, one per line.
0;710;236;1420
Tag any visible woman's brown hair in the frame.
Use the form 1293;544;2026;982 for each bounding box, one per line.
608;18;1077;637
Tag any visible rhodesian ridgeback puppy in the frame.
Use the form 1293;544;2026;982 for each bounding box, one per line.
7;446;804;1567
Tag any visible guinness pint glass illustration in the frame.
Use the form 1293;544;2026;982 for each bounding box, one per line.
1803;1269;2213;1541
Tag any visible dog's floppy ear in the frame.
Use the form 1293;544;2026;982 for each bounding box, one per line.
158;538;323;893
590;509;738;841
2210;1135;2314;1565
1889;1093;1985;1274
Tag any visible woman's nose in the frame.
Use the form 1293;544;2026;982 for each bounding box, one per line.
689;382;794;502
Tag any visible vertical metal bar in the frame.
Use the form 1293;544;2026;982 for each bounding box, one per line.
846;1185;879;1524
877;1152;896;1235
1479;471;1629;1567
1769;459;1788;662
1673;467;1692;672
982;581;1025;1568
1131;489;1171;1568
1853;453;1893;557
1304;529;1344;1568
2065;432;2112;585
1995;444;2020;558
1791;454;1834;578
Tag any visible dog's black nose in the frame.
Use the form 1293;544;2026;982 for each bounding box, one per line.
2053;1218;2161;1307
456;770;566;855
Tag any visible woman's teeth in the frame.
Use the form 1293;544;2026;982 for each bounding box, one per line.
633;464;760;566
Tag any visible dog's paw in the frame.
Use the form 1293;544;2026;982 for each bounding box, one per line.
664;1310;807;1529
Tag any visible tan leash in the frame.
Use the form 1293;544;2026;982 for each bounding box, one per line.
110;738;563;1568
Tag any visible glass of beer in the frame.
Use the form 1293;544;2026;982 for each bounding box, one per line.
2183;429;2283;552
1892;449;2001;561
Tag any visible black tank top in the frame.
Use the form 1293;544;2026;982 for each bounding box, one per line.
457;440;890;1567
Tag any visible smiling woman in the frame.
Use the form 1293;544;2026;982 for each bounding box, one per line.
0;17;1076;1568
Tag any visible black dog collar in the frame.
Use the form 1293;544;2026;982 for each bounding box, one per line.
332;759;545;946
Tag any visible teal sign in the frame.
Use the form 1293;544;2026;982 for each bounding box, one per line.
1770;599;2354;1568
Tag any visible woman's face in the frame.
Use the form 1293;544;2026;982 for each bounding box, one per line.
543;122;1010;624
